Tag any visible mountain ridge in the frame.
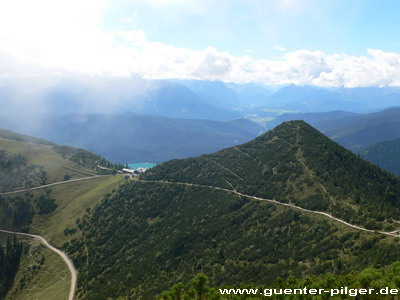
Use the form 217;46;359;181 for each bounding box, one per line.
63;120;400;299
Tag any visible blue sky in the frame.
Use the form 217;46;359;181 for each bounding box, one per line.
1;0;400;87
103;0;400;57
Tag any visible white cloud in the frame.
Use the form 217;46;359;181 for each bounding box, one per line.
120;16;136;24
1;0;400;87
0;0;112;74
192;47;233;79
273;45;287;52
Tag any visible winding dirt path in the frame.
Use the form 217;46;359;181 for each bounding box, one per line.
0;229;76;300
0;175;102;196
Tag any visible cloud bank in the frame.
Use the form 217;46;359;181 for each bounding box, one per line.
1;0;400;88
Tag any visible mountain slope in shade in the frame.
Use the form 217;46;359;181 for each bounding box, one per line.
227;82;273;106
319;107;400;151
177;80;241;109
266;107;400;152
360;138;400;175
65;121;400;299
0;113;264;163
135;82;240;120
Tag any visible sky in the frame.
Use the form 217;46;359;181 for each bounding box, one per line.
1;0;400;87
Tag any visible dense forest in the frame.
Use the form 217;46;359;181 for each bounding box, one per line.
143;121;400;230
2;121;400;299
157;261;400;299
360;138;400;176
0;189;57;231
62;121;400;299
0;236;23;299
64;181;400;299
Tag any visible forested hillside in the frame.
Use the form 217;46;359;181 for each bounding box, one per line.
0;129;124;231
63;121;400;299
144;120;400;229
360;138;400;176
0;129;125;299
159;262;400;299
0;236;23;299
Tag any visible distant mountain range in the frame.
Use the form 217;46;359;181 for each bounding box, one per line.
2;77;400;123
0;113;264;163
261;84;400;112
2;76;400;165
267;107;400;152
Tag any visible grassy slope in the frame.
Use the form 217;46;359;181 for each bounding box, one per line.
2;176;124;299
5;237;70;300
29;175;124;246
0;135;124;299
2;175;124;300
0;137;96;184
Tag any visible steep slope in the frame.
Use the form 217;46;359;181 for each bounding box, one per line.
0;129;119;194
0;128;54;146
360;138;400;175
136;83;239;120
64;121;400;299
320;107;400;151
145;120;400;227
0;128;122;230
160;262;400;299
177;80;241;109
0;130;124;300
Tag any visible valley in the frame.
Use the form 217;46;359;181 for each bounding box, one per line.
2;84;400;299
2;1;400;299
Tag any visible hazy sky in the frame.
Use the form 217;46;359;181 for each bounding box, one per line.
1;0;400;87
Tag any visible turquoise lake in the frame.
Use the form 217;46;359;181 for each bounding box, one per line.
128;163;157;169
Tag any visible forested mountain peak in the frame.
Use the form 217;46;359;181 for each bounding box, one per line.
144;119;400;228
65;121;400;299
